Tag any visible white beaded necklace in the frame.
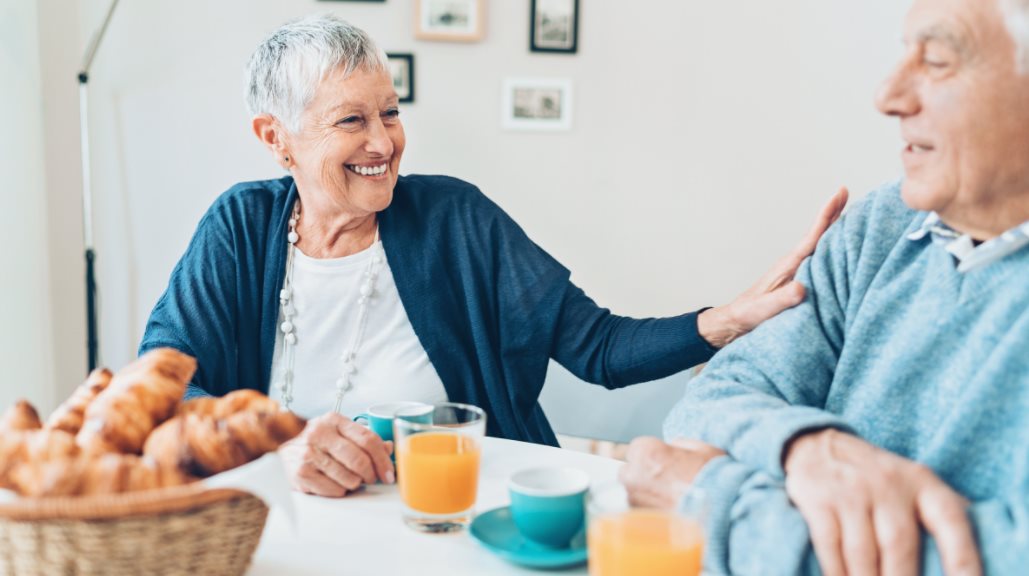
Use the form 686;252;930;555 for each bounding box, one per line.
276;199;385;413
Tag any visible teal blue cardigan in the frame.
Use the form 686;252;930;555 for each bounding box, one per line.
140;175;715;445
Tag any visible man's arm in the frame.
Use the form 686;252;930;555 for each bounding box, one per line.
691;454;1029;576
658;187;981;575
623;440;1025;575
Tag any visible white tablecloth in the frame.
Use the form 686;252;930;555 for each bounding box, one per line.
248;437;622;576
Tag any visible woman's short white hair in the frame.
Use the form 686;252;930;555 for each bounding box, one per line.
245;14;389;132
1002;0;1029;72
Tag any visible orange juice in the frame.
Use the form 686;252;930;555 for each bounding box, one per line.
588;509;704;576
397;432;481;514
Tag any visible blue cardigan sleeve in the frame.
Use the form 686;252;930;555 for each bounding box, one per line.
138;198;243;399
550;283;716;388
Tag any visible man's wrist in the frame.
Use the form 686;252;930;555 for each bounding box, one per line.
783;428;839;474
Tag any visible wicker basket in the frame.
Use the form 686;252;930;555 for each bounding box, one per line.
0;484;268;576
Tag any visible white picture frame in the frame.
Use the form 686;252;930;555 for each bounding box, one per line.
501;78;574;132
415;0;485;42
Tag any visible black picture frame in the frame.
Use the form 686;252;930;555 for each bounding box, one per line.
530;0;579;54
387;53;415;103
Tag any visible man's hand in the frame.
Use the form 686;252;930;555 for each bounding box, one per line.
699;187;849;348
620;437;726;509
280;413;395;497
785;429;981;576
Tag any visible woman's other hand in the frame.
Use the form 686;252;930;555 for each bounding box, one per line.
698;187;849;348
280;413;395;497
619;437;725;510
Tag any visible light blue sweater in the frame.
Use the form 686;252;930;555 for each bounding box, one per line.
664;182;1029;575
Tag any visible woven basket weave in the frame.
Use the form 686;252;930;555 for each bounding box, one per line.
0;484;268;576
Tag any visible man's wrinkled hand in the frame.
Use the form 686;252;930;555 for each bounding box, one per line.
784;429;981;576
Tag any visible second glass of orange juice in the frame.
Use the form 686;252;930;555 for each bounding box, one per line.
394;403;486;533
587;484;705;576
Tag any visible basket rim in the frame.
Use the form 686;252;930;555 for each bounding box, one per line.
0;483;258;521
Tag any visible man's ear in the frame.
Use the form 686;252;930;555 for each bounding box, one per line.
252;114;292;169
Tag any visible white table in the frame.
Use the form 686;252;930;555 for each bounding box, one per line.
248;437;622;576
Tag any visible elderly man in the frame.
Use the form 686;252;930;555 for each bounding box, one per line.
621;0;1029;574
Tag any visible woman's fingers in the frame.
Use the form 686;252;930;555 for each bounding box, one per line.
794;187;849;257
336;418;395;484
735;282;807;331
319;438;377;486
294;462;349;498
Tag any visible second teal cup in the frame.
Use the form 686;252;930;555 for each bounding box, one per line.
508;467;590;548
353;401;432;443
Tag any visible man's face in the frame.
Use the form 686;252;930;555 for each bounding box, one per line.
876;0;1029;237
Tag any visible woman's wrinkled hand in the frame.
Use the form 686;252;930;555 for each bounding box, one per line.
785;429;981;576
698;187;849;348
619;437;725;510
279;413;395;497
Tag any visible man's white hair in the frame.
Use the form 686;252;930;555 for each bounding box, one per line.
1002;0;1029;72
245;14;389;132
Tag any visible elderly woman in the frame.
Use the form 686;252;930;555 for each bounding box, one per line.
140;14;846;497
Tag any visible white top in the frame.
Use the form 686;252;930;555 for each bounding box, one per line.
269;240;448;420
248;437;622;576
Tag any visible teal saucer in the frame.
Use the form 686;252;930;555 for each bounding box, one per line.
470;506;588;569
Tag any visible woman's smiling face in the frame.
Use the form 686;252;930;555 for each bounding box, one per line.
287;66;405;215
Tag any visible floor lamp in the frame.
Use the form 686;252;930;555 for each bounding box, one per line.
78;0;120;372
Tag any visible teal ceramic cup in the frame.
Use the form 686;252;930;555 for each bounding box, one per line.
508;467;590;548
353;401;432;443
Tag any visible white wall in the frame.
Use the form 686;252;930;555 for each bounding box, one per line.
0;0;55;412
35;0;908;437
38;0;89;412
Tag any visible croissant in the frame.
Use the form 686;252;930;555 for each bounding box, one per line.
9;453;193;497
0;429;79;489
144;410;305;477
46;368;113;434
0;400;42;432
177;389;281;419
76;348;196;455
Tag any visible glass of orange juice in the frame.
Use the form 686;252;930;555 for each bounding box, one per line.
587;483;706;576
394;402;486;533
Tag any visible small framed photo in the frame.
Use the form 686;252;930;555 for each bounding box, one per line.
530;0;579;53
501;78;573;132
387;53;415;103
415;0;485;42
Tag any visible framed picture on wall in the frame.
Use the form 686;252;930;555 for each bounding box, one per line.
501;78;573;132
415;0;485;42
387;53;415;103
530;0;579;53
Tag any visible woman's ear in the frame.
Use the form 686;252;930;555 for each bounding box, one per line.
252;114;292;169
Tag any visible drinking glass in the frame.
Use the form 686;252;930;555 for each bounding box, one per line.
587;483;706;576
394;402;486;533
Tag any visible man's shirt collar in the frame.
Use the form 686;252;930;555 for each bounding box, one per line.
907;212;1029;273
